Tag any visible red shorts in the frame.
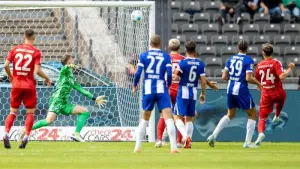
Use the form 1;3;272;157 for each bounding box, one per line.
10;88;37;109
259;90;286;118
169;85;179;105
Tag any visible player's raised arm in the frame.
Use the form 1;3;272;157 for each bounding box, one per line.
279;62;295;80
166;54;172;88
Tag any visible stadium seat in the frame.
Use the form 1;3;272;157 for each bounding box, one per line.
286;57;300;76
201;24;219;43
183;1;201;14
190;35;208;46
206;57;222;69
222;24;239;41
263;24;281;42
294;35;300;46
198;46;216;62
272;47;281;58
247;46;259;58
172;35;186;53
220;46;237;65
172;24;178;35
205;68;212;77
284;46;300;61
253;13;270;32
214;68;223;77
284;24;300;42
280;13;291;32
274;35;291;55
211;36;228;56
239;13;251;31
253;35;270;51
232;35;249;45
181;24;198;40
242;24;260;43
171;1;181;16
173;12;190;26
204;1;221;19
253;57;263;66
193;13;210;26
198;0;206;10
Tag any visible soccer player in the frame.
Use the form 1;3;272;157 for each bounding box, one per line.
173;41;206;149
254;43;295;146
19;55;107;143
3;29;51;149
207;40;261;148
133;35;178;153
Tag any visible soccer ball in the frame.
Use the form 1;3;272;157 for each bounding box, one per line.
131;10;143;22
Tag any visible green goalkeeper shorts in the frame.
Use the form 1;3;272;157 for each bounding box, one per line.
48;102;75;115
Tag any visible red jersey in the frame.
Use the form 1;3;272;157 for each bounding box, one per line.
255;58;284;94
170;53;185;88
7;44;41;89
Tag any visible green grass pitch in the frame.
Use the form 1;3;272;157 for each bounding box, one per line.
0;142;299;169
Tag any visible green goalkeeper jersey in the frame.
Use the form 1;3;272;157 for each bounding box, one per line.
49;65;93;105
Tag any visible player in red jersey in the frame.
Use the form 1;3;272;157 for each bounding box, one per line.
3;29;51;149
254;43;295;146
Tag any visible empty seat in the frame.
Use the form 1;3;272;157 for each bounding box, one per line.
181;24;198;40
280;13;291;31
211;36;228;56
286;57;300;76
198;0;206;10
253;57;263;65
232;35;249;45
221;46;237;64
172;24;178;35
190;35;208;46
263;24;280;42
253;35;270;51
202;24;219;43
294;35;300;45
198;46;216;61
222;24;239;40
171;1;181;16
284;24;300;42
284;46;300;60
183;1;201;14
206;57;222;70
243;24;260;43
214;68;223;77
172;35;186;53
272;47;281;58
193;13;210;26
173;12;190;25
204;1;221;19
274;35;291;55
253;13;270;32
247;46;259;58
205;68;212;77
239;13;251;30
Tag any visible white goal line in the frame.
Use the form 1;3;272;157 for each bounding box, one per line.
0;1;155;7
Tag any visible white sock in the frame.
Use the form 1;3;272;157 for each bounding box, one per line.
175;119;187;140
245;119;256;144
212;115;230;138
134;119;148;150
162;127;168;141
186;122;193;138
165;119;177;150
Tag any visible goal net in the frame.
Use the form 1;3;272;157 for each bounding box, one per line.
0;1;155;142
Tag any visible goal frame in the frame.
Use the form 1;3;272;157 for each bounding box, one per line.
0;1;156;143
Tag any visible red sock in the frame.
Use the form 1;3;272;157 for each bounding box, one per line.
177;117;185;143
157;117;165;140
25;114;34;136
275;103;282;117
258;119;266;133
5;113;17;134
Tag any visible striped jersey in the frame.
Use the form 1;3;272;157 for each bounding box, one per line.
177;58;205;100
133;49;172;95
225;53;254;95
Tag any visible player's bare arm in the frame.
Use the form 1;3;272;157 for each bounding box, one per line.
246;72;261;89
279;62;295;80
200;76;206;104
4;60;13;82
206;80;218;90
222;69;229;81
34;64;51;87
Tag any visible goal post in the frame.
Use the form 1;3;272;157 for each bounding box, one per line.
0;1;156;142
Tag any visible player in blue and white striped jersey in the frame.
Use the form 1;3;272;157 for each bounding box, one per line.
173;41;206;149
207;40;261;148
133;35;179;153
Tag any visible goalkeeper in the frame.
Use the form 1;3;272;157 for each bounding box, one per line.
20;55;107;142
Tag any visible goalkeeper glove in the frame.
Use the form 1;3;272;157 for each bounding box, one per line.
93;95;108;107
67;64;79;69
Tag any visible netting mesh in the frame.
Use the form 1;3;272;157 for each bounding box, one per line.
0;6;150;127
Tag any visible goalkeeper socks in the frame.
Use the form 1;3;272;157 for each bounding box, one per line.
135;119;148;150
32;119;49;130
25;113;34;136
245;119;256;144
4;112;17;134
258;119;266;134
165;119;177;150
186;122;193;138
175;119;187;141
75;112;89;133
212;115;230;138
157;117;165;141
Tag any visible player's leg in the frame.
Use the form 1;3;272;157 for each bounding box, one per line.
155;112;165;147
176;117;184;148
184;100;196;148
273;91;286;123
70;105;89;142
173;100;188;144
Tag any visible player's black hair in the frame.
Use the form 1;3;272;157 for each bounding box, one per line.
237;40;248;53
262;43;273;57
24;29;35;39
185;41;196;54
61;55;72;66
